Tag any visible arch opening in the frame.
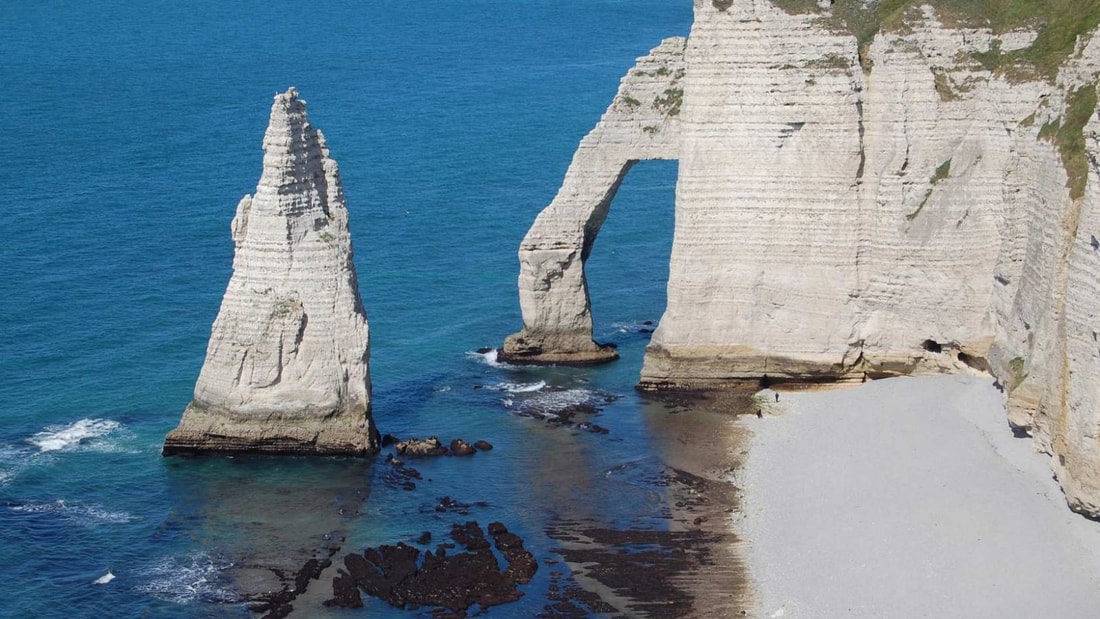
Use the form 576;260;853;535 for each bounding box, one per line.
584;159;678;362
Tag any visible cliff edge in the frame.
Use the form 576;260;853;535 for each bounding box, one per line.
506;1;1100;517
164;88;378;456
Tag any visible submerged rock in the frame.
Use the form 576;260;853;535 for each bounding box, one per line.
164;88;377;456
328;521;535;614
394;436;447;457
449;438;476;456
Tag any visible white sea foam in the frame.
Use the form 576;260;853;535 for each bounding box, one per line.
611;320;657;334
93;570;116;585
516;388;610;418
491;380;547;393
135;553;237;604
28;418;122;452
466;349;512;368
7;499;135;525
0;444;33;486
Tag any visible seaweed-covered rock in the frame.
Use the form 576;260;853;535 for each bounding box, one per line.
330;521;535;614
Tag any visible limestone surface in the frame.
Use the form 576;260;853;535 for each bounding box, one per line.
164;88;378;456
500;37;686;365
508;1;1100;517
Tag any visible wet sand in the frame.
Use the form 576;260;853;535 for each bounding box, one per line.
256;389;759;619
741;375;1100;617
543;393;755;617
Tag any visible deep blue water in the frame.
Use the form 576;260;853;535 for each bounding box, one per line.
1;1;700;616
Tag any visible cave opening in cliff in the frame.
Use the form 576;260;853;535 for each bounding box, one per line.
921;339;943;353
583;159;678;355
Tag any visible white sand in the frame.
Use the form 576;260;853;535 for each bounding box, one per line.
741;375;1100;618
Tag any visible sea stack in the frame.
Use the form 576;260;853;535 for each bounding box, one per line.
164;88;378;456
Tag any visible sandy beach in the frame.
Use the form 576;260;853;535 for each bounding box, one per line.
741;375;1100;618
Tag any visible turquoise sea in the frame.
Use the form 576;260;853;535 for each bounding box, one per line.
0;2;749;617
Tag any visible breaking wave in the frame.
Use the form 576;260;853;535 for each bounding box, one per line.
490;380;547;393
467;348;512;368
612;320;658;334
505;387;619;420
27;418;124;452
6;499;135;525
134;553;238;605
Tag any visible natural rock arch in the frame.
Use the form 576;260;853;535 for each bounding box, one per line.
500;37;687;365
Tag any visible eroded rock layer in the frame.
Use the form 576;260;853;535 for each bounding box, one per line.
499;37;687;364
164;88;378;456
509;1;1100;517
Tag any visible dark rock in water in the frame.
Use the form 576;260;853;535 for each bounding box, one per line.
416;531;432;545
476;347;495;354
252;591;295;619
473;440;493;451
250;546;343;617
643;320;654;326
381;433;397;447
578;422;609;435
544;567;618;617
340;543;421;608
426;496;489;515
294;558;324;594
259;602;293;619
451;521;491;550
473;384;483;390
381;456;423;491
488;521;538;584
548;403;599;426
395;436;448;457
450;438;476;456
326;569;363;608
333;521;532;615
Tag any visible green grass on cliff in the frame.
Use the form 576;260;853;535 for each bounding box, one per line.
906;158;952;220
772;0;1100;79
1041;83;1098;200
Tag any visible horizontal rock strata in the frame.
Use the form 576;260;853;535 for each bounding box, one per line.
500;36;687;365
509;1;1100;517
164;88;378;456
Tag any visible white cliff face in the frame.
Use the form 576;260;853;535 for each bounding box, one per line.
500;37;686;364
164;88;377;456
508;1;1100;517
648;0;867;383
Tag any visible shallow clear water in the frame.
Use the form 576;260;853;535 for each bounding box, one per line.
0;2;756;616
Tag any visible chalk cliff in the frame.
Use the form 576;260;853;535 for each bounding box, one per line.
164;88;378;456
500;37;686;364
507;1;1100;517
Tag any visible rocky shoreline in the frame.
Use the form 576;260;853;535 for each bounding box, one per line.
212;382;757;618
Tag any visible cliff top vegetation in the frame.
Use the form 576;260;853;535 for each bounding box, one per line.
771;0;1100;80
